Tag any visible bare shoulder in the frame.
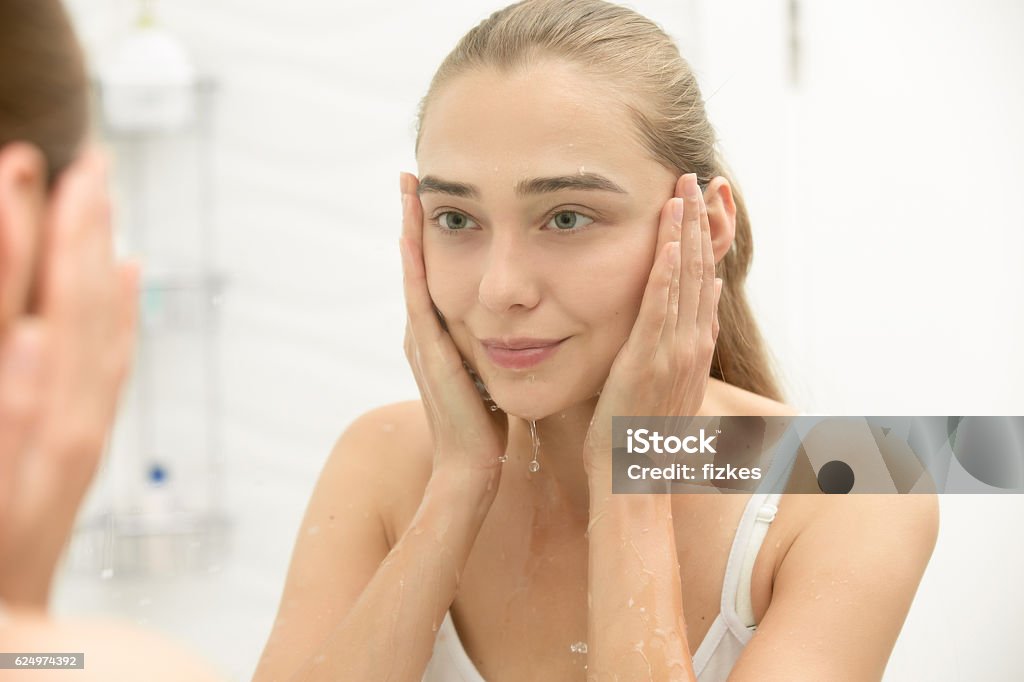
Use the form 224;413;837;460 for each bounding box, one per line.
0;614;225;682
331;400;434;548
789;492;939;559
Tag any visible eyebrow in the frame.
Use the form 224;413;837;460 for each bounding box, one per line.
416;172;629;199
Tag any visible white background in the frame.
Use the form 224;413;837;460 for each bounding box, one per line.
50;1;1024;680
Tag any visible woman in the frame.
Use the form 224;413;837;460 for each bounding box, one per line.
0;1;223;679
256;1;938;679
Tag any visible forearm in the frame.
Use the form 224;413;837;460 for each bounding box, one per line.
293;470;496;682
586;475;696;681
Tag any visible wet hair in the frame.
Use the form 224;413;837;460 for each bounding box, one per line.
415;0;786;402
0;0;89;186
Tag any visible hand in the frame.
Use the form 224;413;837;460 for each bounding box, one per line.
582;173;722;479
0;146;139;610
398;172;509;488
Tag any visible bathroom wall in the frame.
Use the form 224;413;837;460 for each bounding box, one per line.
50;1;1024;680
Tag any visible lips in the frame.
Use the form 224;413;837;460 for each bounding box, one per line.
480;336;568;370
481;337;565;350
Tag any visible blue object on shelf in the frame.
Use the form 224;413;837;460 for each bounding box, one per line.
147;462;169;485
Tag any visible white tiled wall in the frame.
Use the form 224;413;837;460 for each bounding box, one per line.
47;1;1024;681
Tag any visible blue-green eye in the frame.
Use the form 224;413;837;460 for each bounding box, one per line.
546;211;594;233
435;211;479;232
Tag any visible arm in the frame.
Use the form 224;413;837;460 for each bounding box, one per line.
252;407;499;682
729;493;940;681
586;477;696;680
581;172;720;680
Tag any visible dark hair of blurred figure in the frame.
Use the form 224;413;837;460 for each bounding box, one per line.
0;0;89;187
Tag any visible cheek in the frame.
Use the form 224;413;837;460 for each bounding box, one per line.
562;234;656;336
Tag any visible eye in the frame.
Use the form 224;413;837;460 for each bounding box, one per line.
433;211;479;233
546;210;595;234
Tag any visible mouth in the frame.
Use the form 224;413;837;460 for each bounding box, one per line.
479;336;569;370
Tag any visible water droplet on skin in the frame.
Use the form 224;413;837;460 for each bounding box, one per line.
527;374;536;383
528;420;541;473
382;422;395;432
307;525;320;536
498;453;509;462
570;641;588;654
628;597;635;608
489;404;499;412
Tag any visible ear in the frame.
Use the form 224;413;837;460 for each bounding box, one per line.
0;142;47;333
703;176;737;265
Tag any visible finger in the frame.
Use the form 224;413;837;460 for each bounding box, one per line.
0;322;47;508
689;183;717;340
36;148;110;318
677;173;704;332
400;171;422;247
652;175;689;267
626;240;677;362
399;234;445;349
712;277;722;340
661;197;683;340
398;169;445;344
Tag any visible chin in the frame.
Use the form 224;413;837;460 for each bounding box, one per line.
490;393;557;422
488;381;598;422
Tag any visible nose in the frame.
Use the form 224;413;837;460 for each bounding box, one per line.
477;230;541;313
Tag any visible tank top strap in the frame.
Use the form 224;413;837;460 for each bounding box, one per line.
717;491;782;643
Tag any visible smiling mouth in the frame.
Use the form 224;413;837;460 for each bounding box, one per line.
479;337;569;370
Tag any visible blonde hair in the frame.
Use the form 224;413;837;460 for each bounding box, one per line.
415;0;786;402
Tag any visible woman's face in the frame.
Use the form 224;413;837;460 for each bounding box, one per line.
416;59;678;420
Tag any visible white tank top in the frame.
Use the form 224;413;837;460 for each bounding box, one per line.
422;490;785;681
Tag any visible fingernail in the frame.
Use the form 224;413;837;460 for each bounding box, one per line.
671;198;683;224
399;171;407;196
